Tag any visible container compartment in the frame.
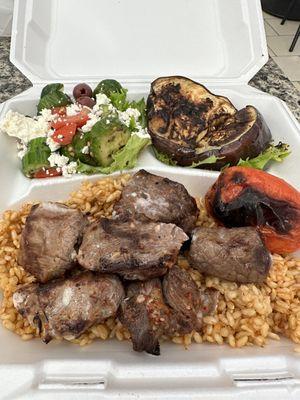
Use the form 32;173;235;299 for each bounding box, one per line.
1;0;300;398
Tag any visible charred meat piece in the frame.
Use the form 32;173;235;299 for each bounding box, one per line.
77;219;188;280
119;279;192;355
18;202;88;283
163;265;219;331
205;166;300;254
114;170;198;234
147;76;271;169
13;271;124;342
189;226;271;284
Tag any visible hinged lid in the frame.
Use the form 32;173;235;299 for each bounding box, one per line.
10;0;268;85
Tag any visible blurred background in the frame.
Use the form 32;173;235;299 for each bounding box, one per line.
262;0;300;90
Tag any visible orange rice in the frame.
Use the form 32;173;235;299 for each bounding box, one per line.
0;174;300;349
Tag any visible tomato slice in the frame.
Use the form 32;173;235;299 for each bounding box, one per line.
52;123;77;145
51;106;66;116
51;109;90;130
34;167;62;179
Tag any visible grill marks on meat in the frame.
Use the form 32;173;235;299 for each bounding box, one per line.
119;279;171;355
119;279;194;355
77;218;188;280
18;203;88;283
163;265;219;331
189;227;271;284
113;170;198;235
13;271;124;342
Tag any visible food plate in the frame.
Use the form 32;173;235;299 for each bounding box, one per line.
1;84;300;212
1;167;300;400
1;0;300;399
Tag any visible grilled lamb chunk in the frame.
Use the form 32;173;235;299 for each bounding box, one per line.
13;271;124;342
119;279;192;355
18;202;88;283
189;227;271;283
113;170;198;235
77;218;188;280
163;265;219;331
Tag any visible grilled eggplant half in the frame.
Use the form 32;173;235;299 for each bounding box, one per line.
147;76;272;169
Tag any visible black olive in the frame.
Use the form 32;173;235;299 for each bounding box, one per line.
76;96;96;108
73;83;93;100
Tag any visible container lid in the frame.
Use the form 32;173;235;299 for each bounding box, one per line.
10;0;268;85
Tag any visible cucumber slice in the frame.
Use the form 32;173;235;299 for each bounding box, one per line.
89;120;130;167
22;138;51;177
60;144;76;161
72;132;98;166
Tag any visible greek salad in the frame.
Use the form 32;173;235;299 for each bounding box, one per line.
0;80;150;178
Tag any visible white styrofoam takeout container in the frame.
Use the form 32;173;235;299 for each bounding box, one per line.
0;0;300;398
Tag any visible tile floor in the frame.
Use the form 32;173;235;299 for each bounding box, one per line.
263;11;300;90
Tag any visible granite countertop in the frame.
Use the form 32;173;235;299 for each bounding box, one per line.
0;36;299;121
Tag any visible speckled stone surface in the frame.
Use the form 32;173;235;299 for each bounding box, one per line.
0;36;299;121
249;58;300;122
0;37;31;103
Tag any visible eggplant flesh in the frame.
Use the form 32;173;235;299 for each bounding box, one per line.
147;76;272;169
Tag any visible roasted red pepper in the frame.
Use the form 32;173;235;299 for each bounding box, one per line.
205;166;300;254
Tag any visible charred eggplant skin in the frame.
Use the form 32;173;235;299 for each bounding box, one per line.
147;76;272;169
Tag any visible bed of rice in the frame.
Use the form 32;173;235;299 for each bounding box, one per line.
0;174;300;350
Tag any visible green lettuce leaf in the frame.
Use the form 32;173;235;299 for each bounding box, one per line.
190;155;222;168
93;79;123;98
153;147;221;168
109;89;129;111
77;135;150;175
93;79;129;111
37;91;72;113
40;83;64;98
153;147;178;166
128;116;137;132
129;98;147;128
237;142;290;169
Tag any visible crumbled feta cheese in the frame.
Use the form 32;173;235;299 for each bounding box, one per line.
132;127;151;139
46;132;61;151
48;153;69;168
81;145;89;154
95;93;111;106
40;108;56;122
66;103;82;116
16;141;27;159
62;161;77;177
81;113;99;133
79;92;119;133
0;110;50;143
91;93;115;114
118;108;140;127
